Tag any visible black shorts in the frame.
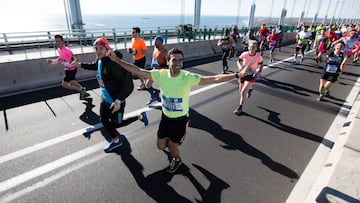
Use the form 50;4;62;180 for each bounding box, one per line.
64;69;77;82
239;74;256;83
296;44;306;52
134;57;146;69
321;72;339;83
157;113;189;144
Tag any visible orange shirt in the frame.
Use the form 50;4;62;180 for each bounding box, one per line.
325;32;339;42
132;38;146;61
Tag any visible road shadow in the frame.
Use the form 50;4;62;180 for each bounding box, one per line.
188;108;299;180
257;77;318;97
79;98;100;125
243;106;334;149
316;187;360;203
79;98;102;139
113;137;229;203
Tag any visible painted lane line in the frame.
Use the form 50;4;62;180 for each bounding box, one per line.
286;71;360;203
0;54;298;166
0;123;102;165
0;142;106;193
0;83;226;166
0;154;107;202
0;51;319;197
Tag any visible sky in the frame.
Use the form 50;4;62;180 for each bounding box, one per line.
1;0;358;17
0;0;358;32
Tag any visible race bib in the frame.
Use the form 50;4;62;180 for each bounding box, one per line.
62;61;75;70
162;95;183;112
325;64;339;73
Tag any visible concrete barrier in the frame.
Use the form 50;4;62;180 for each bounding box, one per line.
0;32;296;96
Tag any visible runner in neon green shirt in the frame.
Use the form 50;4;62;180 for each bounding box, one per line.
108;48;243;173
150;69;201;118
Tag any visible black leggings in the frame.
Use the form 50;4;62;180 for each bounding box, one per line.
221;48;230;68
100;100;138;138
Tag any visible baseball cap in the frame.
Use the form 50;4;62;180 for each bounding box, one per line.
93;37;110;49
154;35;164;43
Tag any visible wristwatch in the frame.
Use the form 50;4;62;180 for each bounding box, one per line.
115;99;123;104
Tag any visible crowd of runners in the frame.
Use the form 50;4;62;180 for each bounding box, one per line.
46;22;360;173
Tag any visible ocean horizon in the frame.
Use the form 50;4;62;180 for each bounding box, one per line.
4;14;250;33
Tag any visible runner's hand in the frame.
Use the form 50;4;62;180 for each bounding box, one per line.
110;102;121;114
107;48;117;62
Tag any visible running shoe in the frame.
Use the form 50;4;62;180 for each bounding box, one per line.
300;56;304;62
104;139;123;153
167;158;182;173
140;112;148;126
317;95;324;101
325;91;331;97
247;88;253;98
137;85;146;91
233;106;242;116
146;98;158;105
154;90;161;102
222;66;228;74
79;88;90;100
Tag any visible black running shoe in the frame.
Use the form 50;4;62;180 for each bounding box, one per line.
247;88;253;98
233;106;242;116
167;158;182;173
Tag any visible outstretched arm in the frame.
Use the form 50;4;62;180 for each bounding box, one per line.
198;72;242;85
107;49;152;80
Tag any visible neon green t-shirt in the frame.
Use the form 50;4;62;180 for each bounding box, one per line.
316;25;325;35
151;69;202;118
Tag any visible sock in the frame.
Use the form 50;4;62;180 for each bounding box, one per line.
319;87;326;96
112;137;120;143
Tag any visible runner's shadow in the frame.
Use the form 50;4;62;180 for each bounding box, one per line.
160;150;230;203
185;164;230;203
79;98;101;139
79;98;100;125
257;77;318;96
244;106;334;149
114;138;229;203
114;138;192;203
188;108;299;180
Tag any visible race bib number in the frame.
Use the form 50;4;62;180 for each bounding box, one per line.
325;64;339;73
162;95;183;112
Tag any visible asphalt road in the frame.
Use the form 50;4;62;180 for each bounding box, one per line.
1;44;359;203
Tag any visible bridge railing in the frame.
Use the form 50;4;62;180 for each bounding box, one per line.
0;25;296;63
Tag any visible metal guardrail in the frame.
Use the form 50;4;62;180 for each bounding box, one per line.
0;25;297;62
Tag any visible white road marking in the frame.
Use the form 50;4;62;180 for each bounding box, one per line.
0;142;106;194
286;76;360;203
3;52;347;202
0;154;107;203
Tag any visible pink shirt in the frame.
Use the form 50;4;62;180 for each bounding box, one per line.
58;46;75;70
239;52;263;72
